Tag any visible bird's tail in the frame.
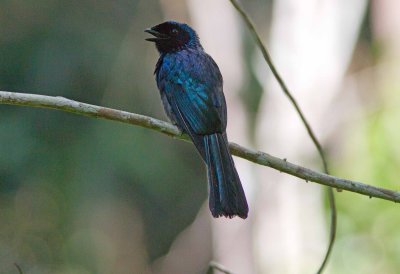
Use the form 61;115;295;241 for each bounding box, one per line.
204;133;248;219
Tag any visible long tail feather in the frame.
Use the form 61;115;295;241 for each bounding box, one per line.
204;133;248;219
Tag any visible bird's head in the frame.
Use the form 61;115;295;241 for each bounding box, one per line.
145;21;202;53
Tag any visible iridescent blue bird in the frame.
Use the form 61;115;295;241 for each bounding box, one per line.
145;21;248;218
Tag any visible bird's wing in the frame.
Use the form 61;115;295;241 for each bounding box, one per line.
159;54;227;136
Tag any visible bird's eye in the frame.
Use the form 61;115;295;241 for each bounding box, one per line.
171;28;179;35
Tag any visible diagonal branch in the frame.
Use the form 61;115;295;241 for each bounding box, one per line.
227;1;336;273
1;91;399;203
228;0;329;174
207;261;234;274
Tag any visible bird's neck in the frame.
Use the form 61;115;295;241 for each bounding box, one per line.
156;42;203;55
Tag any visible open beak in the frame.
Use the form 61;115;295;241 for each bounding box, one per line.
144;28;169;42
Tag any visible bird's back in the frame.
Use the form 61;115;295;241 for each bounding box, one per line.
155;48;227;135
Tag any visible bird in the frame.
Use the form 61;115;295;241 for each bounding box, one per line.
145;21;248;219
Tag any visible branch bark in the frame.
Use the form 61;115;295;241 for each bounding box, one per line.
1;91;400;203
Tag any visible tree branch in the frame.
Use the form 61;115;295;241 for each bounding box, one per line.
14;263;24;274
1;91;400;202
228;0;329;174
227;1;336;273
207;261;234;274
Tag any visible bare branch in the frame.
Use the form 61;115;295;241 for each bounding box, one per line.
228;0;329;173
14;263;23;274
227;1;336;272
207;261;234;274
1;91;400;203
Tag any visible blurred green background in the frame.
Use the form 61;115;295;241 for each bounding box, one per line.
0;1;207;273
1;1;400;274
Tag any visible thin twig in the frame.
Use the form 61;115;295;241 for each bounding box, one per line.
1;91;400;203
14;263;23;274
321;186;336;273
207;261;234;274
227;0;329;173
227;1;336;272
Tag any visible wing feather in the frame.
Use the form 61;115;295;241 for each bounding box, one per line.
157;51;226;136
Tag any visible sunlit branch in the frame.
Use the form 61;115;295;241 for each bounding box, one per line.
1;91;399;203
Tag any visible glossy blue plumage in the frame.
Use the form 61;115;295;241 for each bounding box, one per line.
146;21;248;218
156;48;225;134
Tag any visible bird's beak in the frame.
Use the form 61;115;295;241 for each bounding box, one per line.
144;28;169;42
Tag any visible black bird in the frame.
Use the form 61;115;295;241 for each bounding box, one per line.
145;21;248;219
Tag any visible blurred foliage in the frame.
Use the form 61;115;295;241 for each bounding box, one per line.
0;1;206;273
327;7;400;274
